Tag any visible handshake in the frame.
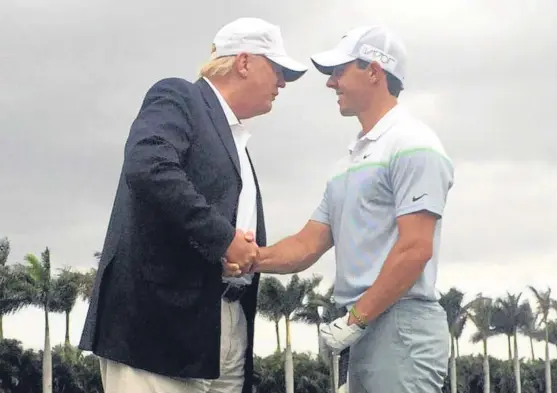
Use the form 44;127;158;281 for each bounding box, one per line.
222;229;259;277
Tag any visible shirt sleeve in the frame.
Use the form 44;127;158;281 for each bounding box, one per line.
310;186;331;225
389;147;454;219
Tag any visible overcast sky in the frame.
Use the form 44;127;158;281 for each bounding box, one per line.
1;0;556;361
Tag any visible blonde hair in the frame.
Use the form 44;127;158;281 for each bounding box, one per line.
198;44;236;78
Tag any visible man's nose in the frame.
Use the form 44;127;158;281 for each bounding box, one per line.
277;73;286;88
326;75;337;89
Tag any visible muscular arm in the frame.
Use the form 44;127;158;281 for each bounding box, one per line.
349;212;436;324
253;220;333;274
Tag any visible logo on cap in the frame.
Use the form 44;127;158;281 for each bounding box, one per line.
358;44;397;66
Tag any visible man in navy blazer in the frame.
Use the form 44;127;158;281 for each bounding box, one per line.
78;17;307;393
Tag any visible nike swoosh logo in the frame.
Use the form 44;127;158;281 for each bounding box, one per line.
412;193;427;202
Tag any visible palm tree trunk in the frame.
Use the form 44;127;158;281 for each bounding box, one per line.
318;333;331;364
483;338;490;393
450;335;457;393
529;336;535;361
43;306;52;393
456;338;460;358
513;331;521;393
0;315;3;340
545;324;552;393
274;320;281;353
65;310;70;347
316;323;321;358
284;318;294;393
507;335;512;361
329;351;336;393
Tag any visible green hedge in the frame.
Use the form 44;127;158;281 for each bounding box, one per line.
0;340;555;393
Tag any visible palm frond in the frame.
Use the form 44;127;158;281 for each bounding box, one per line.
50;267;81;313
0;264;36;314
464;294;495;340
0;237;10;266
527;285;552;324
257;276;286;323
78;268;97;301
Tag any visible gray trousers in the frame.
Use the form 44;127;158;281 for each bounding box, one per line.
348;298;449;393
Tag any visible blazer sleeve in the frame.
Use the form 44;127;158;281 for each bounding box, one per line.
123;78;235;263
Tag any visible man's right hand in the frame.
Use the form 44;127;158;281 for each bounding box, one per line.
224;229;259;273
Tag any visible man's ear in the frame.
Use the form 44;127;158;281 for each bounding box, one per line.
234;53;249;78
368;61;383;85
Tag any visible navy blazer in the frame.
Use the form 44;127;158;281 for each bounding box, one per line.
79;77;266;393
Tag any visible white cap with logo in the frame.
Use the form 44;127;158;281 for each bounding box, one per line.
212;17;308;82
311;25;407;85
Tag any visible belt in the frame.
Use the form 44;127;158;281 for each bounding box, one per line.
221;283;248;302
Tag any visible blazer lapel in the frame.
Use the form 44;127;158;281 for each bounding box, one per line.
246;150;266;246
196;78;241;176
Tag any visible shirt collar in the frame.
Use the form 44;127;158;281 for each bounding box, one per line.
348;104;404;153
203;77;240;127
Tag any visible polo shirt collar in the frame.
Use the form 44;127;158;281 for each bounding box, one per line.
348;104;404;152
203;77;240;127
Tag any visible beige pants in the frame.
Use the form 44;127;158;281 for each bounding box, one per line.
99;299;248;393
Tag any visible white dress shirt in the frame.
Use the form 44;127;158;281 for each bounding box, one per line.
203;78;257;286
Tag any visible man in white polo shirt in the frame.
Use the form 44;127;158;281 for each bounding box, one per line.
235;25;454;392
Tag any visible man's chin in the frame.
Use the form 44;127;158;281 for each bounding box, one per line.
258;102;273;115
245;103;273;119
339;106;355;117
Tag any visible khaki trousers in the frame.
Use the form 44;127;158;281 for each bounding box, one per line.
99;299;248;393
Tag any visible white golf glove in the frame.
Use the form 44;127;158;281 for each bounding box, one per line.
319;313;366;353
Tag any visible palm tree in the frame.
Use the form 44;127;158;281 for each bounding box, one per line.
439;287;467;393
292;284;341;356
548;320;557;349
78;268;97;302
0;237;34;340
492;292;531;393
292;284;344;393
282;274;322;393
257;278;285;353
315;286;346;323
314;285;346;393
519;307;537;361
18;248;57;393
51;267;82;348
78;252;100;302
492;293;516;361
528;286;554;393
257;274;322;393
292;290;321;343
453;314;467;358
465;294;495;393
0;238;9;266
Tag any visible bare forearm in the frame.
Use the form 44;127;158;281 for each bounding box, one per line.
254;236;320;274
353;240;431;322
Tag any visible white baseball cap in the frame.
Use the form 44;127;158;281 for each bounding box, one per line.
212;17;308;82
311;25;407;85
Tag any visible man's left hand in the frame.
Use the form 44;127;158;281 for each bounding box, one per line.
319;313;366;353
